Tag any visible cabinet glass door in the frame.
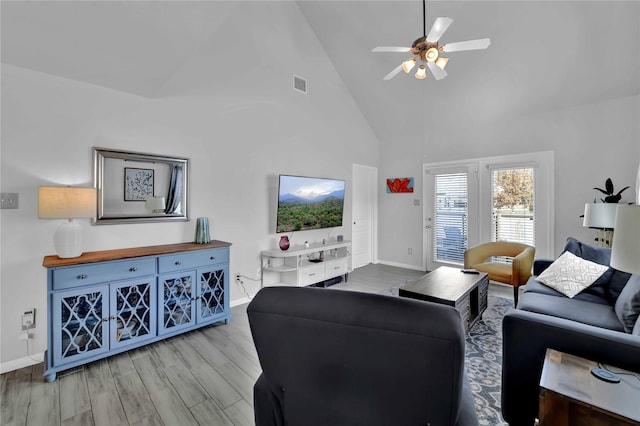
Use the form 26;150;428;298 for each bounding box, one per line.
197;267;227;323
158;272;196;335
110;278;157;348
52;286;109;366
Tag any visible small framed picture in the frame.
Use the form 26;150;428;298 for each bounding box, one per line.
124;168;154;201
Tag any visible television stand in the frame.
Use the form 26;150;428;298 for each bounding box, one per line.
261;240;352;287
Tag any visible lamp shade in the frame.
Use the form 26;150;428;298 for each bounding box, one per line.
38;186;95;258
145;196;166;213
611;205;640;275
582;203;617;229
38;187;96;219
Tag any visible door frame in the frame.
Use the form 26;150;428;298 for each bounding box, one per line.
422;162;479;271
352;163;378;268
422;151;555;271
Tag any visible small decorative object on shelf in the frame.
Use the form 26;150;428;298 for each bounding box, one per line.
195;217;210;244
279;235;290;251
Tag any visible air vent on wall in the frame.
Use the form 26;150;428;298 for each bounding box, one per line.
293;75;307;94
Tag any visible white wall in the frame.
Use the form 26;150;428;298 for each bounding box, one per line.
378;94;640;268
0;2;380;368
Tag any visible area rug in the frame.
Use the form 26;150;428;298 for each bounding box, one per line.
378;283;512;425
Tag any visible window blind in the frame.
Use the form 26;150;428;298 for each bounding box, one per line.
433;173;468;264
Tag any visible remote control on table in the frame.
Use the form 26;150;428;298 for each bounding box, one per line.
461;269;480;274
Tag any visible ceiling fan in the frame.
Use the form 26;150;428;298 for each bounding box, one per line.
372;0;490;81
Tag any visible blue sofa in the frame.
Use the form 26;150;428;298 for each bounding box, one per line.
501;238;640;425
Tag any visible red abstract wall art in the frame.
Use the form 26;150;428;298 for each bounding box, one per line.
386;177;414;193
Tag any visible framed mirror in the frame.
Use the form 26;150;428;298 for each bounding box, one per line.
93;147;189;224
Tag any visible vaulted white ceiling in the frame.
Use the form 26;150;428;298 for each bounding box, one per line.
2;1;638;144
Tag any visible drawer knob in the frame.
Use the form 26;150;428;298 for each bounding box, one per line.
129;267;137;272
110;315;116;320
77;274;87;280
102;317;109;322
175;261;182;266
309;273;316;277
210;256;215;260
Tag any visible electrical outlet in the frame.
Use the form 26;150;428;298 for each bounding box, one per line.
235;273;241;283
0;193;19;209
22;308;35;330
19;332;30;341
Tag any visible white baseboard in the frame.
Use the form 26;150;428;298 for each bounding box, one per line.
376;260;425;272
1;352;44;374
231;297;252;307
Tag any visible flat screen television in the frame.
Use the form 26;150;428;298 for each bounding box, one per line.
277;175;345;233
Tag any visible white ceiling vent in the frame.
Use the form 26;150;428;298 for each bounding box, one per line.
293;75;307;94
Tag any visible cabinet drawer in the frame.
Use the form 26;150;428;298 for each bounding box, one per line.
325;258;348;278
298;264;325;286
52;258;156;290
158;248;228;273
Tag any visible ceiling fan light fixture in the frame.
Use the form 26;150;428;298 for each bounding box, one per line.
425;47;439;62
435;57;449;70
402;58;416;73
415;65;427;79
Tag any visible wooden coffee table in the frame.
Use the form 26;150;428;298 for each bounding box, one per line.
539;349;640;425
399;266;489;333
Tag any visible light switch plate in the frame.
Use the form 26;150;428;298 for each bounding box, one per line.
0;193;19;209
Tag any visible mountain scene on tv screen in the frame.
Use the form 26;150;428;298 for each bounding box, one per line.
277;189;344;232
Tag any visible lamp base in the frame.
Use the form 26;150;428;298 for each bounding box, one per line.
54;220;83;258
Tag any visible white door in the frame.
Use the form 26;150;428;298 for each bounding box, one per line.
352;164;377;268
423;164;478;271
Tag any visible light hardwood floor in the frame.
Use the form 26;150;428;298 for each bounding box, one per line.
1;264;514;426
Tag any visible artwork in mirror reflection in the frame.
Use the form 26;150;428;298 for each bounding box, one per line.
94;148;188;224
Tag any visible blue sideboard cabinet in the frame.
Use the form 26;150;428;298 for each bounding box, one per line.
43;241;231;382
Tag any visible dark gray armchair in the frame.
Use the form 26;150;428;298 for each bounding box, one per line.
248;286;478;426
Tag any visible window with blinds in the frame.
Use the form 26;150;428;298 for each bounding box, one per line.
433;173;468;264
491;167;535;249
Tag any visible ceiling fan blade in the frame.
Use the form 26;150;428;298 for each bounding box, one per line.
441;38;491;52
427;62;447;80
426;17;453;43
372;46;411;53
383;64;404;80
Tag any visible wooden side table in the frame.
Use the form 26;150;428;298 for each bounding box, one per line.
539;349;640;426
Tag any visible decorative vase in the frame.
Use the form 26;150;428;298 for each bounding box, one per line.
279;235;290;251
195;217;211;244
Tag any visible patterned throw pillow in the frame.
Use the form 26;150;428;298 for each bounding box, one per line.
537;251;609;298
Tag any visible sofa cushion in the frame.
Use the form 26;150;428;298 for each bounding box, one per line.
614;275;640;333
562;237;631;303
473;262;511;282
537;251;608;298
517;292;625;331
523;278;610;305
609;270;633;303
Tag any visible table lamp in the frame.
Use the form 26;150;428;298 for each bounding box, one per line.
611;205;640;275
38;186;96;258
583;203;618;247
